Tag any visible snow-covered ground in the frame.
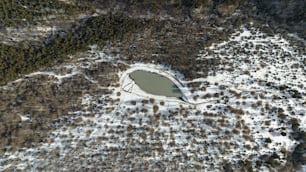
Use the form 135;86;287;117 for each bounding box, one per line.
0;26;305;171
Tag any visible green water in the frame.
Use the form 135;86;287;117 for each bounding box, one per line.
129;70;182;97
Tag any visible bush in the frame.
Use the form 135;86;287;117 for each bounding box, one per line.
153;105;159;113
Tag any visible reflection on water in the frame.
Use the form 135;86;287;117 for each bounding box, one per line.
129;70;183;97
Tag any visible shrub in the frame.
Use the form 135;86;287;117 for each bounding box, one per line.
291;118;300;131
142;99;149;105
153;105;159;114
130;100;137;105
149;98;155;104
141;108;148;113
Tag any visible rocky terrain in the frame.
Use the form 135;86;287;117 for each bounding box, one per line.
0;0;305;171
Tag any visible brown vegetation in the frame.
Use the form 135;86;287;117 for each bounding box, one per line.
153;105;159;114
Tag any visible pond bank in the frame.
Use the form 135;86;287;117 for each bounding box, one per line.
119;63;190;102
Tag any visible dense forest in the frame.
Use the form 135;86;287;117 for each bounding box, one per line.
0;13;149;85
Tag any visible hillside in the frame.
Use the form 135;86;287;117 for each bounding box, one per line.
0;0;305;171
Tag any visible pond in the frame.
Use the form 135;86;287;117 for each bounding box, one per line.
129;70;183;97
